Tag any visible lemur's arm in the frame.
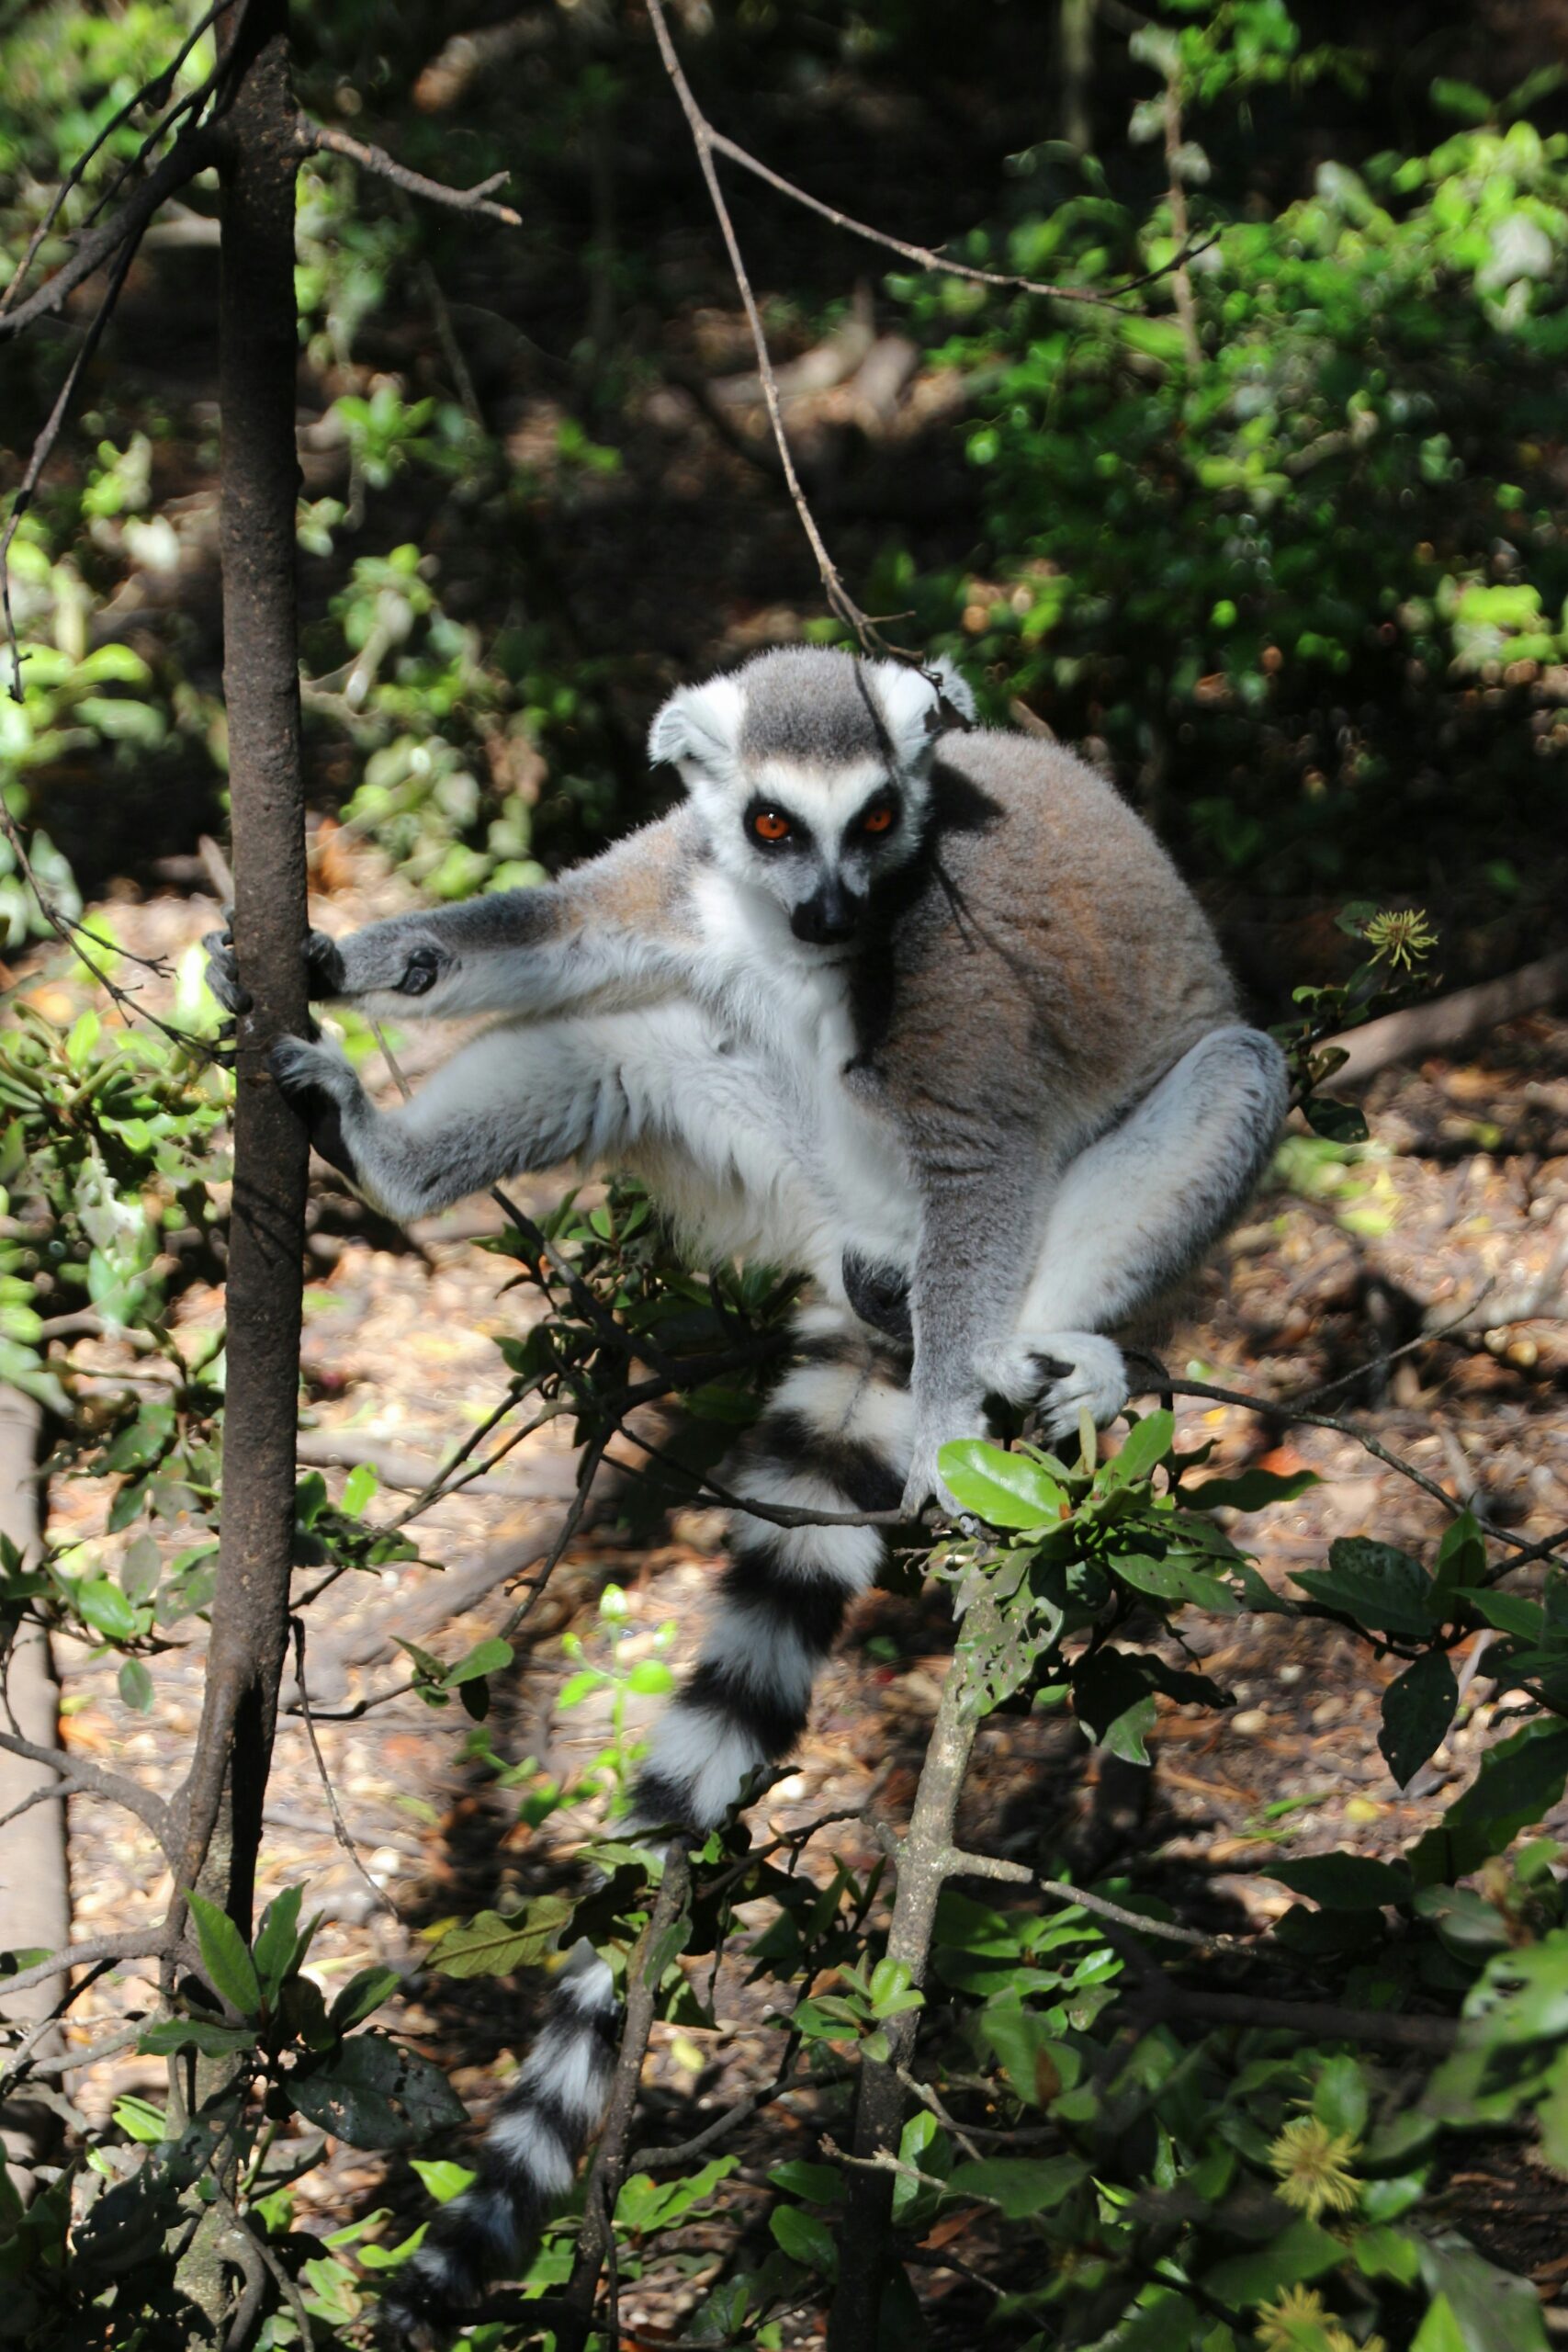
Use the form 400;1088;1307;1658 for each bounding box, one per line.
204;813;695;1024
900;1125;1051;1515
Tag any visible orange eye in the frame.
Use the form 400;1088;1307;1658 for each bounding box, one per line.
753;809;791;842
862;802;896;835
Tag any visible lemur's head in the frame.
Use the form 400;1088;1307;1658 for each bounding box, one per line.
649;648;976;946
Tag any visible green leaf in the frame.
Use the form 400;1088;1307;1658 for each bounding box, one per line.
1460;1929;1568;2046
137;2018;254;2058
286;2032;467;2150
769;2202;838;2272
1105;1410;1173;1484
429;1894;575;1979
1430;76;1494;121
329;1966;403;2030
767;2161;844;2207
1379;1649;1459;1787
1094;2295;1200;2352
939;1439;1067;1528
1302;1094;1370;1144
1453;1589;1543;1640
254;1887;304;2001
1413;2298;1467;2352
1187;1466;1318;1512
72;1578;140;1642
1110;1552;1239;1613
626;1658;677;1696
1411;1723;1568;1885
1270;1854;1412;1911
340;1462;378;1518
945;2154;1088;2216
1314;2054;1370;2142
1417;2240;1551;2351
1202;2215;1345;2304
446;1637;514;1686
1292;1537;1436;1636
1072;1649;1158;1763
112;2095;168;2145
117;1658;154;1713
409;2158;475;2204
186;1891;263;2019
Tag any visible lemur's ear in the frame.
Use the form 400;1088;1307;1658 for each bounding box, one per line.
872;657;977;768
648;673;746;778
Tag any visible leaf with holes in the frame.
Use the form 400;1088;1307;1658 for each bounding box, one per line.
1380;1649;1459;1787
429;1894;575;1980
287;2032;467;2150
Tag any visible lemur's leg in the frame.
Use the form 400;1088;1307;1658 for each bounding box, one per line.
268;1016;642;1222
635;1306;912;1829
987;1025;1287;1441
382;1307;912;2348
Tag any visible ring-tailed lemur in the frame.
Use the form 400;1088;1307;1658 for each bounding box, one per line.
207;647;1286;2343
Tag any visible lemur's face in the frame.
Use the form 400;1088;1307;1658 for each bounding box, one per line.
731;754;919;944
649;648;975;950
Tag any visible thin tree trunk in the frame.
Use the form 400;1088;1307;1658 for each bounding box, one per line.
173;0;308;1936
827;1603;999;2351
171;12;306;2323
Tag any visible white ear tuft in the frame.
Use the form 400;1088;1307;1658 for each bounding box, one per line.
871;656;976;768
929;654;977;723
648;673;745;777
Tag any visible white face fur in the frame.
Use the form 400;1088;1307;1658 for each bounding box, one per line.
649;650;976;947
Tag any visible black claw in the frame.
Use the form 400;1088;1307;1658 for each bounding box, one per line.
400;944;443;996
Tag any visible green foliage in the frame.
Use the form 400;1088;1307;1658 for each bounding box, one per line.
884;62;1568;912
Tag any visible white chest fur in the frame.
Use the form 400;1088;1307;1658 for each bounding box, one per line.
618;872;920;1293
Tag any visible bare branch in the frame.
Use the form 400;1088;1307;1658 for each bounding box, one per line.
288;1619;399;1920
0;1728;175;1860
0;1929;198;2005
1134;1978;1457;2055
0;1;232;315
556;1846;693;2350
1127;1356;1568;1575
295;121;521;226
701;113;1212;313
644;0;891;656
0;122;220;345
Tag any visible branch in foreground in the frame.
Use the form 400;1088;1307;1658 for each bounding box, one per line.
644;0;895;659
554;1846;693;2352
0;122;219;344
295;122;522;226
703;106;1213;313
0;0;232;316
0;1727;175;1862
1127;1357;1568;1575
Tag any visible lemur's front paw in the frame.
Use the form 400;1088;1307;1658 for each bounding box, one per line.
201;925;250;1015
269;1035;363;1183
899;1430;967;1522
987;1331;1129;1445
305;928;347;997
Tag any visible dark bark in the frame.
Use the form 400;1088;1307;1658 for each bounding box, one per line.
826;1605;998;2352
172;0;306;1934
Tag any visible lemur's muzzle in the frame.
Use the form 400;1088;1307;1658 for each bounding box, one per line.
791;878;865;945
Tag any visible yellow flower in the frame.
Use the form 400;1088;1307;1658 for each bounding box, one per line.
1256;2288;1329;2349
1362;907;1438;971
1267;2114;1362;2218
1255;2286;1384;2352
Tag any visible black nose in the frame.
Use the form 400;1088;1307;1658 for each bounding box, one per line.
791;880;864;945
